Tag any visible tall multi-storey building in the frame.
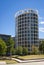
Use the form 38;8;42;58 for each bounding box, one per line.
15;9;39;53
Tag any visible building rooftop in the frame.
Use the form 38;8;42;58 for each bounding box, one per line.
0;34;11;36
15;9;38;18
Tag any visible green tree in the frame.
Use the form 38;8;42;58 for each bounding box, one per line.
39;41;44;54
12;48;15;55
15;46;23;55
31;45;39;55
18;46;23;55
22;47;28;55
6;37;14;56
15;47;18;55
0;38;7;56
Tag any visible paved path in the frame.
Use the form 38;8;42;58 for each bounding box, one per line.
12;58;22;62
12;58;44;63
7;61;44;65
0;61;6;65
0;58;44;65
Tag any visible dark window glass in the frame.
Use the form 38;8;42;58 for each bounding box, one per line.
28;45;30;47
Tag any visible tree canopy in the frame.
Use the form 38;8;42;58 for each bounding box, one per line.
6;37;14;56
22;47;28;55
0;38;7;56
39;41;44;54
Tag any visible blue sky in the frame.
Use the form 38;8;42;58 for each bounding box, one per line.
0;0;44;39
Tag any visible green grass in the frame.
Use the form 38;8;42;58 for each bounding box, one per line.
17;55;44;60
0;59;18;64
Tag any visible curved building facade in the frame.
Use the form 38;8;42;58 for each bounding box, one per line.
15;9;39;53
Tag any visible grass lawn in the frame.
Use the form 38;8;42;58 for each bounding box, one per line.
17;55;44;60
0;60;18;64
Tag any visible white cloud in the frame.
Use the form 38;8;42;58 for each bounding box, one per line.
39;21;44;24
39;28;44;32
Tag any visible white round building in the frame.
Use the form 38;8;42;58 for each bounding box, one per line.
15;9;39;53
